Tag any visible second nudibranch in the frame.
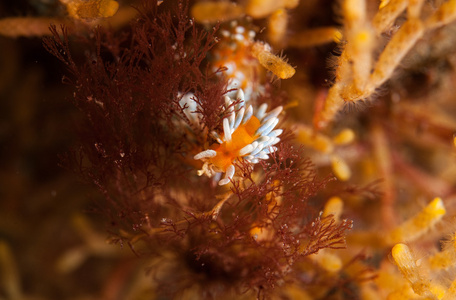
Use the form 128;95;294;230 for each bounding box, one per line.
194;89;283;185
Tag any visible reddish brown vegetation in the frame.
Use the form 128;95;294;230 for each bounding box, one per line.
43;1;353;298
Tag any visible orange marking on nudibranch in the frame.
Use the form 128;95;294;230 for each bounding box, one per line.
193;89;282;185
211;116;261;171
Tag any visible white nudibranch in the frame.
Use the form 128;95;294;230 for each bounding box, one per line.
194;89;283;185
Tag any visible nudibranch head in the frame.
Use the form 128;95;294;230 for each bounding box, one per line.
212;21;261;98
194;89;283;185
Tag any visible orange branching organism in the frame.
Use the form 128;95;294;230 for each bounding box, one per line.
315;0;456;129
4;0;456;299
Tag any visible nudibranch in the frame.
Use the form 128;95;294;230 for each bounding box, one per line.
194;89;283;185
211;21;261;98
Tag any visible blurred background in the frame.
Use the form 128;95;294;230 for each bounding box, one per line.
0;1;139;299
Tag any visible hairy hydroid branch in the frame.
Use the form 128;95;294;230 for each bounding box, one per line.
316;0;456;129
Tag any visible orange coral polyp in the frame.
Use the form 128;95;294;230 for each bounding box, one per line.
211;116;261;171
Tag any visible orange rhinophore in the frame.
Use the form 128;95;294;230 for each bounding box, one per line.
251;42;295;79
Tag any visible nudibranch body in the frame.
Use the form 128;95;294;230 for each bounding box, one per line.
194;90;283;185
212;21;262;98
